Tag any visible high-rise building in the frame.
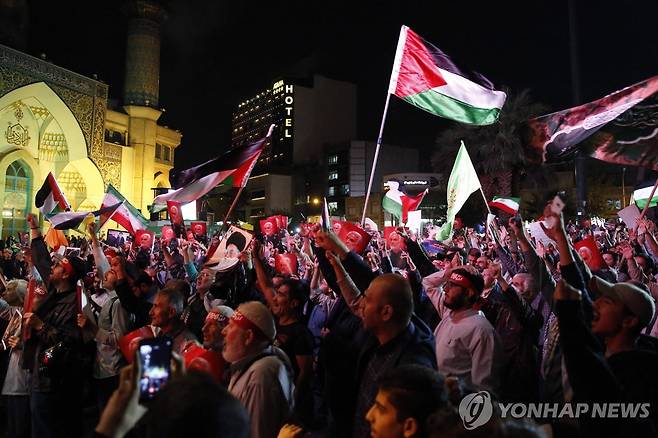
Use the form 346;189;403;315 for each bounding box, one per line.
228;74;357;220
323;140;420;221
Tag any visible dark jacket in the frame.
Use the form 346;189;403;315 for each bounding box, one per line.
352;316;436;437
556;300;657;436
115;279;152;329
477;284;540;402
24;237;83;393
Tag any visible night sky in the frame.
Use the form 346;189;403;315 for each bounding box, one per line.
23;0;658;173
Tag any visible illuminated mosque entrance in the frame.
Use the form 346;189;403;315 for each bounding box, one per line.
0;82;105;238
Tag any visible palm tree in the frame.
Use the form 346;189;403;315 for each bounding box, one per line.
431;88;550;199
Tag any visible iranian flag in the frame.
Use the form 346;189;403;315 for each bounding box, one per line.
389;25;507;125
152;125;273;211
100;185;149;235
489;196;520;215
382;181;428;224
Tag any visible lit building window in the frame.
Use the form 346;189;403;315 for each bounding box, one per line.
328;155;338;165
328;171;338;180
340;184;350;195
328;202;338;213
328;186;336;196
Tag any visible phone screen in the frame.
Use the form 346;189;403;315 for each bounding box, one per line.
138;337;172;402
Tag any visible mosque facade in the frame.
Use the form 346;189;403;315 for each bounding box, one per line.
0;0;180;238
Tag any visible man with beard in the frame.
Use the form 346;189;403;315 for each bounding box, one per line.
222;301;294;438
23;214;86;438
424;265;502;392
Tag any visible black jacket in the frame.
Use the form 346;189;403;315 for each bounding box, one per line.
24;237;83;393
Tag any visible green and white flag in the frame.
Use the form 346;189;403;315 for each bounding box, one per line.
437;142;482;240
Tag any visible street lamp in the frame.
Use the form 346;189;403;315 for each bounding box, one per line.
312;198;320;205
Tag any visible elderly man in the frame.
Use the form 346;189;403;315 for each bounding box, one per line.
149;288;197;354
222;301;294;438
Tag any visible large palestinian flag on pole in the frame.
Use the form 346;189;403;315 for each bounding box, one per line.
152;125;273;211
100;185;149;235
527;76;658;168
48;203;122;231
389;25;507;126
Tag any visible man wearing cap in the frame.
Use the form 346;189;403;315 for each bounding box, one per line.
222;301;294;438
23;214;86;438
555;277;658;434
424;265;502;393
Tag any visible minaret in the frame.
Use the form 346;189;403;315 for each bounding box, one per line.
121;0;166;213
122;0;166;107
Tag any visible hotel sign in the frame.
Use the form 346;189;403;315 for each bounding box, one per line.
272;81;294;139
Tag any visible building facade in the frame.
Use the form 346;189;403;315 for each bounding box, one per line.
0;0;180;237
324;141;420;221
228;74;357;220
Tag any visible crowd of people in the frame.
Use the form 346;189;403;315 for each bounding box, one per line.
0;201;656;438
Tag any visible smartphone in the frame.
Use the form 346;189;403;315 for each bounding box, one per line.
138;337;173;402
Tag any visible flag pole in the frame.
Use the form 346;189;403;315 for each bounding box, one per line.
361;26;407;227
479;187;492;214
361;92;393;226
638;178;658;220
222;186;246;227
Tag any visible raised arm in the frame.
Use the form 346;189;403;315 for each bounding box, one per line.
251;240;275;307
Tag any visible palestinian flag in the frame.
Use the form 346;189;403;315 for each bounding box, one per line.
48;203;122;230
35;172;70;215
153;125;273;210
527;76;658;168
633;180;658;209
100;185;149;235
489;196;520;215
389;25;507;126
383;180;428;224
